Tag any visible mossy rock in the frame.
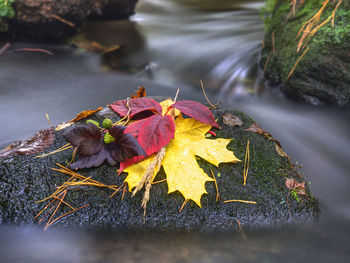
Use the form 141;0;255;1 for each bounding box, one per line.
0;0;139;40
0;101;318;231
260;0;350;106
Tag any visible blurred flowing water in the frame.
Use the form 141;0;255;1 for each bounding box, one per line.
0;0;350;262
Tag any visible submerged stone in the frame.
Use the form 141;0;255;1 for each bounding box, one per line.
0;102;318;231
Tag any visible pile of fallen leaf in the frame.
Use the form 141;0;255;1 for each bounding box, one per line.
60;95;240;217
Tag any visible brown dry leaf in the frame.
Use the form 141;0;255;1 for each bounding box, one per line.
55;121;74;131
285;178;306;195
131;86;147;98
275;141;289;159
222;112;243;127
243;123;290;160
55;107;103;131
70;107;103;123
72;38;120;54
0;129;55;158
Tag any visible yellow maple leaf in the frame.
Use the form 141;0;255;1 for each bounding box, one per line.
124;114;240;207
159;98;181;117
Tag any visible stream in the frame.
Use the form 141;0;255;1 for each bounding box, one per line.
0;0;350;262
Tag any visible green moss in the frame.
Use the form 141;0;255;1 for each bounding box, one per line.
261;0;350;105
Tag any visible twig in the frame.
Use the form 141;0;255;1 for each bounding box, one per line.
15;48;53;55
51;14;75;27
0;42;10;55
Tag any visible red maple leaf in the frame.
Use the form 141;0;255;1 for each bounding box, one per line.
109;98;162;118
170;100;220;128
110;97;219;172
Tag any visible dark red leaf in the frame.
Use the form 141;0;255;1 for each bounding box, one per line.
70;148;115;169
64;123;102;156
170;101;220;128
108;126;146;162
137;115;175;156
109;98;162;118
66;124;145;169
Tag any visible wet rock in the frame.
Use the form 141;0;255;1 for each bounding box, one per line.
260;0;350;107
1;0;139;40
89;0;139;20
0;101;318;230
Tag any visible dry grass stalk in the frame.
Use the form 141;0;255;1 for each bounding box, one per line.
243;140;250;186
132;147;166;220
45;113;53;129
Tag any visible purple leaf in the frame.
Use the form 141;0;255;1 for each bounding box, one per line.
64;123;102;156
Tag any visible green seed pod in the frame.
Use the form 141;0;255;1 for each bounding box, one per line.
102;118;113;129
104;132;115;144
86;119;100;128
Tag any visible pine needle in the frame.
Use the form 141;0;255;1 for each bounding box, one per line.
210;170;220;201
179;199;189;213
109;183;124;199
67;147;77;167
35;143;72;158
286;46;309;80
263;53;271;74
200;80;219;110
243;140;250;186
223;200;257;204
44;204;89;231
152;179;167;185
44;190;67;230
121;184;127;201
